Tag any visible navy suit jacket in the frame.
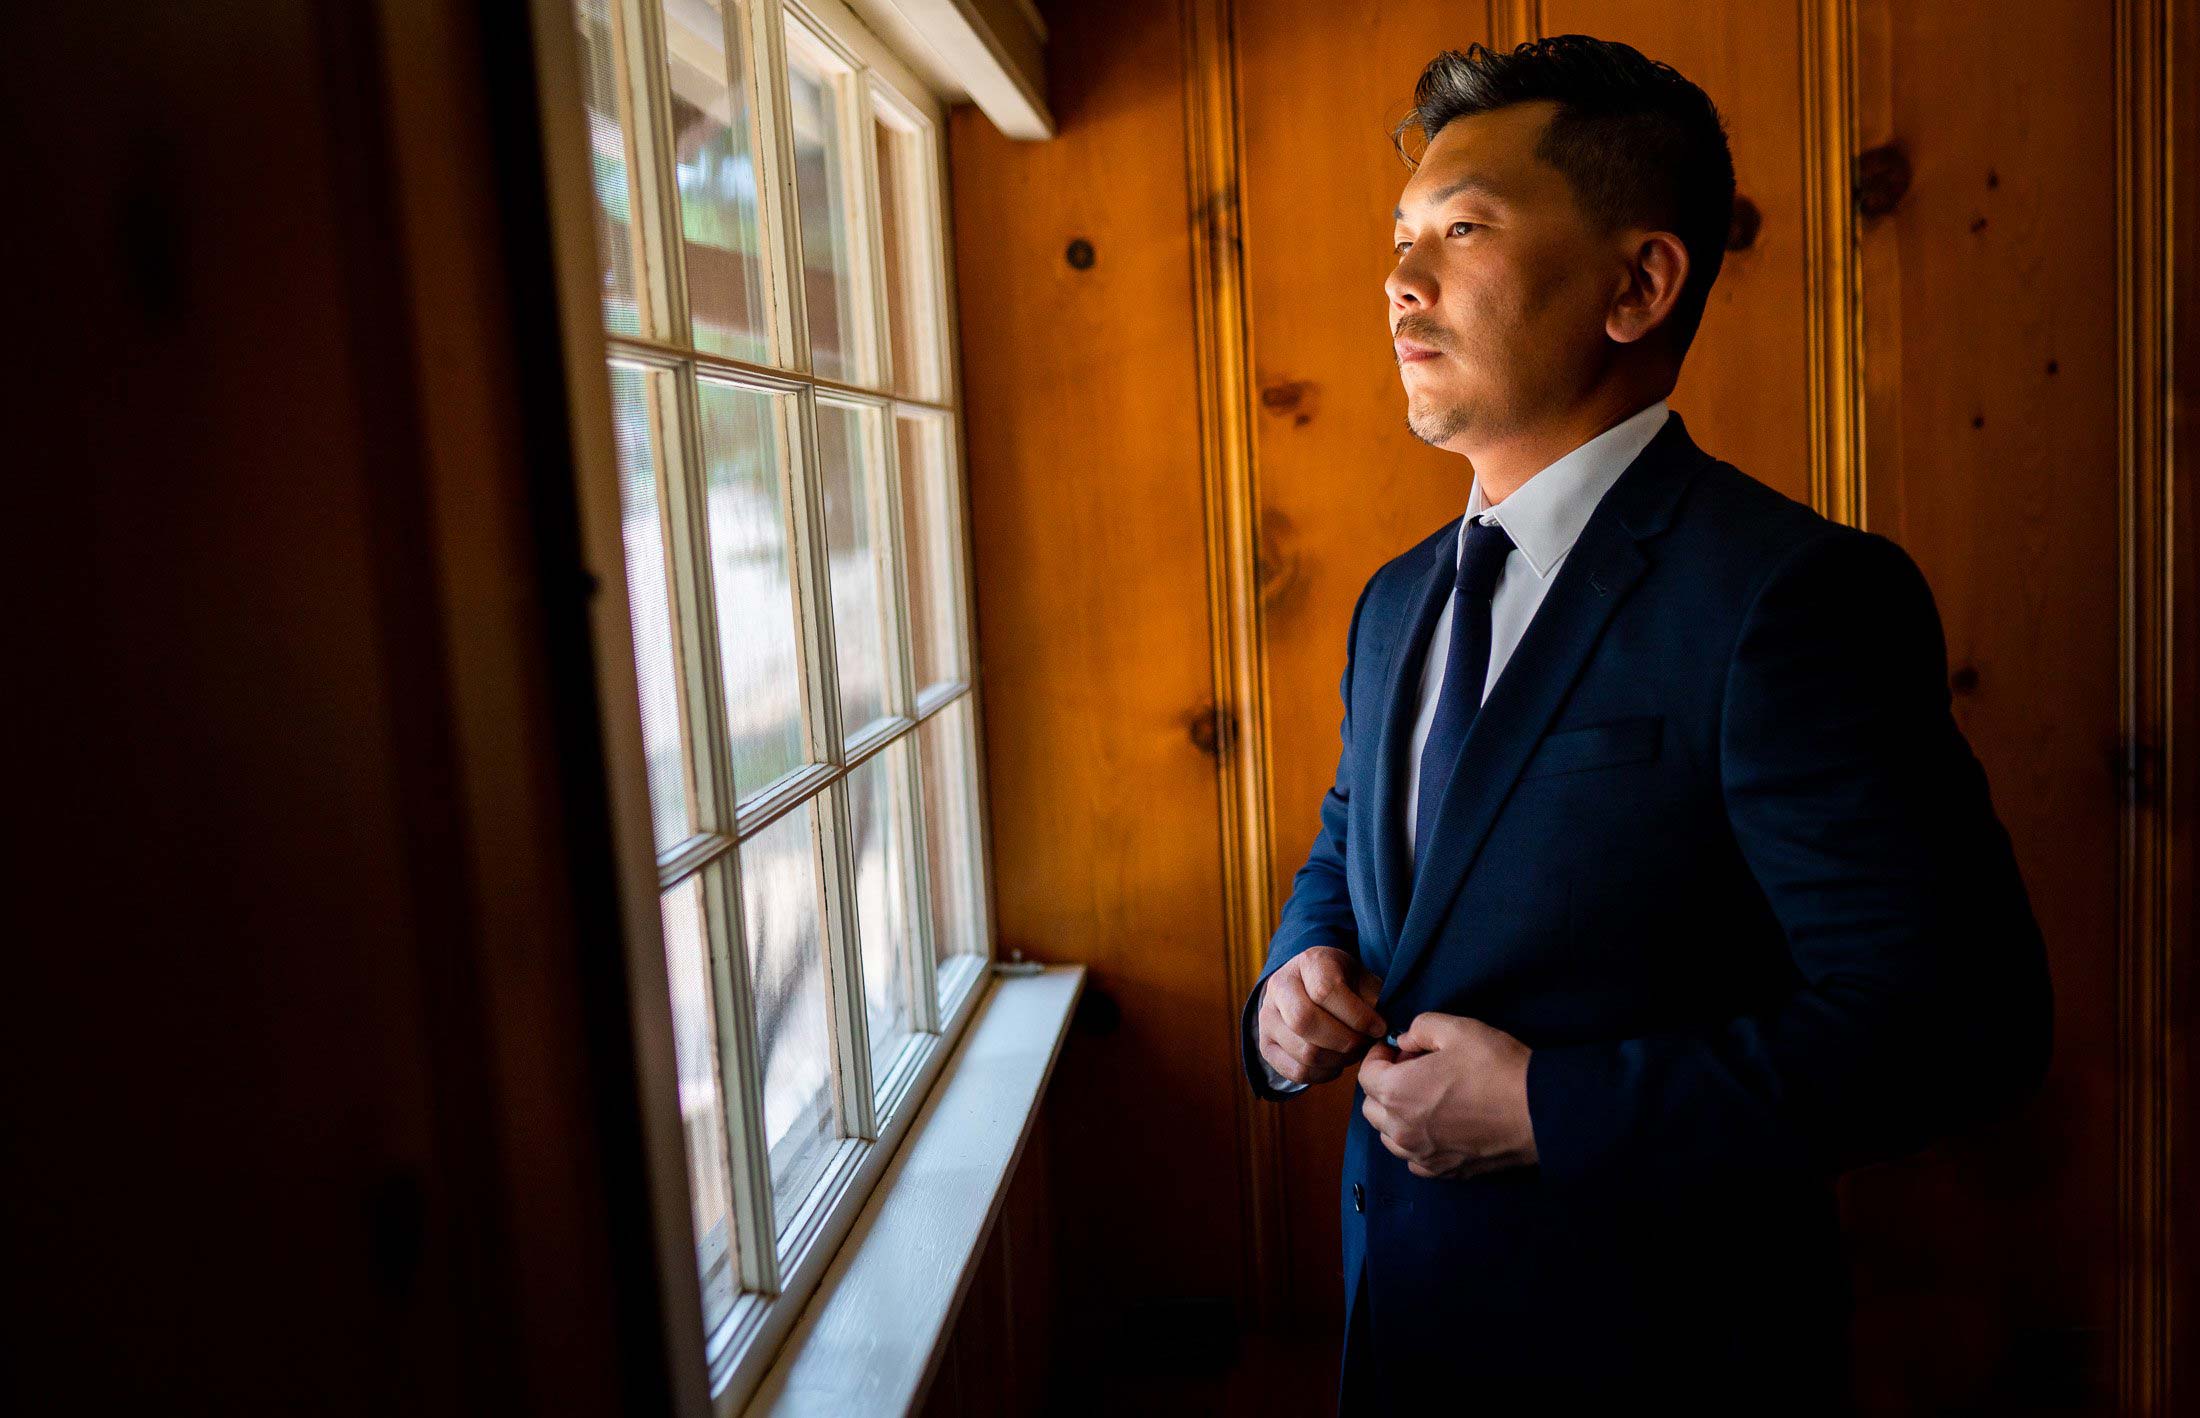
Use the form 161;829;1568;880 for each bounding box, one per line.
1240;411;2053;1407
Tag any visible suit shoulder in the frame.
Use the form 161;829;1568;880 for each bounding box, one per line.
1672;455;1920;596
1698;460;1925;583
1683;457;1833;553
1681;462;1942;665
1355;516;1457;605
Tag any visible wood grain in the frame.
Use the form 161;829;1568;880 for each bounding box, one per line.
947;0;1250;1398
1846;1;2123;1409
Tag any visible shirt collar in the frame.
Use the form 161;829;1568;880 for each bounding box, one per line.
1461;398;1672;578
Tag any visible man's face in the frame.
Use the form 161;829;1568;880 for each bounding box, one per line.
1386;100;1622;452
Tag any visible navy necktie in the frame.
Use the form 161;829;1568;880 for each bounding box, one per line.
1413;516;1515;871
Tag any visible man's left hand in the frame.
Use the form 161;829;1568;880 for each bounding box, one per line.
1357;1013;1539;1179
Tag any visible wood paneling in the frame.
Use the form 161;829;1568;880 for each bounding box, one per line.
920;1107;1057;1416
1231;2;1502;1341
1844;1;2123;1408
1533;1;1816;507
946;0;2191;1411
2159;4;2199;1404
946;0;1248;1398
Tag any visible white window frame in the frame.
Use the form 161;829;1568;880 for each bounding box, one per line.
541;0;1002;1408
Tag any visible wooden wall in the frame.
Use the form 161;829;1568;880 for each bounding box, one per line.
1837;3;2123;1408
947;0;2192;1412
946;0;1254;1406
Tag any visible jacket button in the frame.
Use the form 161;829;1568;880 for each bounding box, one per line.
1352;1183;1365;1213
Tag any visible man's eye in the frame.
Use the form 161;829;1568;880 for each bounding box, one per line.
1394;240;1412;255
1449;221;1480;236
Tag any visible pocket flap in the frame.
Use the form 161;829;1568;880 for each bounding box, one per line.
1519;714;1663;780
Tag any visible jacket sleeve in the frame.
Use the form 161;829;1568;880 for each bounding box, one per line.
1241;575;1377;1100
1523;527;2053;1189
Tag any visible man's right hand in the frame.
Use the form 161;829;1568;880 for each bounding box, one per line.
1256;946;1387;1087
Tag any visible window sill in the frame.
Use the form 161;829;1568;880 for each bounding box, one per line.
736;963;1084;1415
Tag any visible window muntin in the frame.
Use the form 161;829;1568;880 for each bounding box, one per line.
569;0;990;1395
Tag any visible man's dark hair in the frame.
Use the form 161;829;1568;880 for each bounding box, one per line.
1394;36;1736;359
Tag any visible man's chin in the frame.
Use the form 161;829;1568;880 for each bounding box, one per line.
1405;398;1470;449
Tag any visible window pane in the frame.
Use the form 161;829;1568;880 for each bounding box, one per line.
816;400;892;737
660;875;737;1326
873;106;941;399
660;0;771;362
848;746;915;1079
610;363;694;846
578;0;648;336
896;411;962;691
916;697;985;967
785;26;867;384
699;378;808;795
739;802;839;1218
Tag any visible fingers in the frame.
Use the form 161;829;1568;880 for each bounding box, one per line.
1445;1156;1507;1180
1361;1094;1428;1159
1365;1093;1424;1164
1271;976;1370;1056
1259;1020;1349;1086
1364;1081;1476;1178
1371;1116;1463;1178
1258;1032;1310;1085
1354;1043;1398;1100
1354;969;1385;1026
1396;1011;1458;1055
1302;953;1387;1039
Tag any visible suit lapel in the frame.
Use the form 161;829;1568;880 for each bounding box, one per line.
1373;411;1708;1008
1367;536;1458;960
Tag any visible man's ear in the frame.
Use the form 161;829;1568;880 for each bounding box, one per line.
1607;230;1688;347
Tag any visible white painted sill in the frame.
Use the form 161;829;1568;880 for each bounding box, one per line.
738;964;1085;1416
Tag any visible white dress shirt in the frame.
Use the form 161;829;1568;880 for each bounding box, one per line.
1258;398;1672;1093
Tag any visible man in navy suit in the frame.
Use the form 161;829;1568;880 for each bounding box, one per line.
1240;36;2052;1412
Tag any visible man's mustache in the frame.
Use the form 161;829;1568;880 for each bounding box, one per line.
1392;315;1451;356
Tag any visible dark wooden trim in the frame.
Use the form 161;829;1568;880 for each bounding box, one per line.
2115;0;2183;1411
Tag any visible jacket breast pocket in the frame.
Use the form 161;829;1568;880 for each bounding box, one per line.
1519;714;1663;781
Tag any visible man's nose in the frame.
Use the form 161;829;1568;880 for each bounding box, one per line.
1385;249;1435;312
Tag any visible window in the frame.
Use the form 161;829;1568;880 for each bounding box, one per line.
570;0;991;1396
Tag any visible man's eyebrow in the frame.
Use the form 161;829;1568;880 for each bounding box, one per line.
1394;173;1509;221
